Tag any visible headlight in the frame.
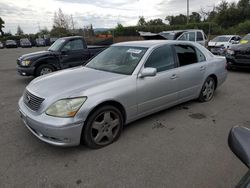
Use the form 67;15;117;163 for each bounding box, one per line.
20;60;31;66
46;97;87;118
227;49;235;55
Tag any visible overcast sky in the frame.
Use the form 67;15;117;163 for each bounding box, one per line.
0;0;238;34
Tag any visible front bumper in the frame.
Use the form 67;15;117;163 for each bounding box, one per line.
18;97;84;146
226;56;250;69
209;47;226;55
17;66;35;76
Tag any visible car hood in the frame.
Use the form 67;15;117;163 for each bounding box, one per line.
27;67;127;99
230;43;250;51
208;41;228;47
18;50;52;60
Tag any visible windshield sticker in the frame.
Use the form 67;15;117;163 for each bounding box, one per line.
127;49;142;54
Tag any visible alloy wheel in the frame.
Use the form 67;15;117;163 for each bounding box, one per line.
202;78;215;101
91;111;121;146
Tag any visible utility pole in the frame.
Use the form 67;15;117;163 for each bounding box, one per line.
187;0;189;24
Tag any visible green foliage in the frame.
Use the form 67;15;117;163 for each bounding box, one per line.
235;20;250;34
166;14;187;25
137;16;147;26
50;26;71;37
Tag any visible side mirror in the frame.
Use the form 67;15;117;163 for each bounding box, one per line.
231;40;239;44
61;49;69;55
139;67;157;78
228;126;250;168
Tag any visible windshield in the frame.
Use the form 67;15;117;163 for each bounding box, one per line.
86;46;148;75
211;36;231;42
48;38;65;51
242;34;250;40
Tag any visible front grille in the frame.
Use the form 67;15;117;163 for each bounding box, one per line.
23;90;44;111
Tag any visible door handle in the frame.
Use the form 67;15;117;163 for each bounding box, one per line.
200;66;206;71
170;74;177;79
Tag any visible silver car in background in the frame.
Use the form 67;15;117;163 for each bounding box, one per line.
18;40;227;148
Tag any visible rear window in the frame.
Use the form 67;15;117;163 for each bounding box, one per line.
196;32;204;41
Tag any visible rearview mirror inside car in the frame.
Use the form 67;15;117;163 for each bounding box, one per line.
139;67;157;78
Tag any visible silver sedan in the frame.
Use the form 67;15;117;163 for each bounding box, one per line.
18;40;227;148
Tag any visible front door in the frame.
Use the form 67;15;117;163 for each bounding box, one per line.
60;39;85;68
137;45;179;115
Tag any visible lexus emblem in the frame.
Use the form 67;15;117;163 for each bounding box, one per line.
26;95;31;103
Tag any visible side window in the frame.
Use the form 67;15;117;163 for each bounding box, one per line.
145;45;175;72
174;45;198;66
196;32;204;41
62;39;84;51
188;32;195;42
178;33;188;41
196;48;206;62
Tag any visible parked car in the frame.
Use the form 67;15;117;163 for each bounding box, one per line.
0;41;4;49
225;43;250;70
5;40;17;48
228;126;250;187
20;38;32;48
17;36;107;77
18;40;227;148
240;33;250;44
35;38;46;47
208;35;241;55
139;29;208;46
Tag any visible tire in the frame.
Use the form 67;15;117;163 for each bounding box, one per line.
35;64;54;77
82;105;124;149
198;77;215;102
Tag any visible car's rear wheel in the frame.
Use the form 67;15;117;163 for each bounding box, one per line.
82;105;123;149
35;64;54;77
199;77;215;102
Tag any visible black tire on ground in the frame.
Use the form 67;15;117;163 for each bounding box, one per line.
198;76;216;102
82;105;124;149
35;64;55;77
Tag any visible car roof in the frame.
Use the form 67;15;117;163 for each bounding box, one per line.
60;36;83;40
113;40;199;48
215;35;237;38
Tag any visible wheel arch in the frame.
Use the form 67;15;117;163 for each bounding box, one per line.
208;74;218;90
86;100;127;124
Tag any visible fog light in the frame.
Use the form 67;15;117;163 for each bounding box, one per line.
22;72;26;76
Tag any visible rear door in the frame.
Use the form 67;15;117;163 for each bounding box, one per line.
136;44;179;115
173;44;207;101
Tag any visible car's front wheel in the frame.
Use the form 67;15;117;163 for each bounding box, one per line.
35;64;54;77
199;77;215;102
82;105;123;149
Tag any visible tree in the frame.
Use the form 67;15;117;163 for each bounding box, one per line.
0;17;5;36
166;14;187;25
147;18;165;26
189;12;201;23
16;25;24;36
53;8;70;29
137;16;147;26
50;26;70;37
